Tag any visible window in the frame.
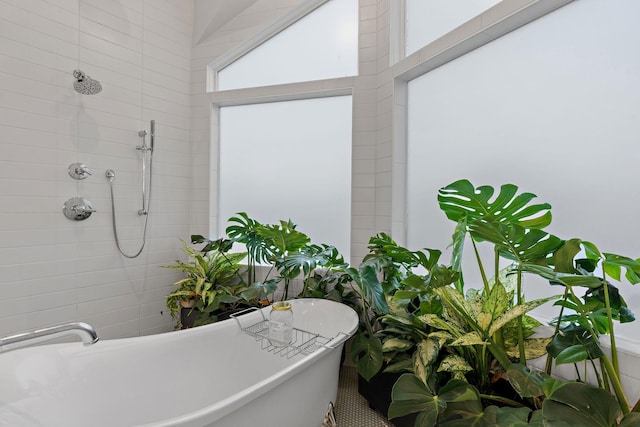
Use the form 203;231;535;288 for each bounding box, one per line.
405;0;501;56
405;0;640;342
217;0;358;90
218;96;353;259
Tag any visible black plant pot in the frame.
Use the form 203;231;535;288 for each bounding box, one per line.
358;371;417;427
180;304;255;329
180;307;200;329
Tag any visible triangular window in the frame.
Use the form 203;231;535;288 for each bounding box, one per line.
217;0;358;90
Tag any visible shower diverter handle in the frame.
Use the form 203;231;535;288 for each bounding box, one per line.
63;197;96;221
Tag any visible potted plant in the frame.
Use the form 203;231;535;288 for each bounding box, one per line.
383;180;640;425
164;240;256;329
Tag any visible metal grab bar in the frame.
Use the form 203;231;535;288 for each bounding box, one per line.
0;322;99;353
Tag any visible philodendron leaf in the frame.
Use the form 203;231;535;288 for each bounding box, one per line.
440;406;535;427
389;373;443;425
619;413;640;426
437;380;483;422
542;382;622;427
553;238;583;273
555;344;590;365
546;324;604;360
507;363;550;398
602;252;640;284
350;332;383;381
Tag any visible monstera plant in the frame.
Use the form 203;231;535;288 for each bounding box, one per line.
387;180;640;426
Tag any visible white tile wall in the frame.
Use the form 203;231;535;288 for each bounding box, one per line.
0;0;192;339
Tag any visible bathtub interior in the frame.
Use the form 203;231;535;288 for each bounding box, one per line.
0;298;358;427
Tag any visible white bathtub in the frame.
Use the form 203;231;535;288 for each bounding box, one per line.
0;298;358;427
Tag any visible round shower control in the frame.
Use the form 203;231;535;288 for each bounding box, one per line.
63;197;96;221
68;163;92;180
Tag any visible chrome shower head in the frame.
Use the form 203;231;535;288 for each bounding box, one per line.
73;70;102;95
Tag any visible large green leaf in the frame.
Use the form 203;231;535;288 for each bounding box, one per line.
382;337;413;353
507;363;550;398
505;337;551;360
488;295;559;336
542;382;622;426
350;332;383;381
546;324;604;360
225;212;271;264
520;263;603;287
619;413;640;426
413;338;440;385
258;219;310;258
469;220;563;264
418;313;465;337
390;376;482;424
482;279;510;320
602;252;640;284
438;354;473;375
438;180;552;229
440;406;534;427
389;373;443;424
552;238;583;273
555;344;590;365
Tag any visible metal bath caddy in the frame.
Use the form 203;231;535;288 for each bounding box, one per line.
231;307;346;359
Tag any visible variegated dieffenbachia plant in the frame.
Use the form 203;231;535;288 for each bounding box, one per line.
389;180;640;425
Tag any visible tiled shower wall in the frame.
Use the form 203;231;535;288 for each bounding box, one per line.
0;0;193;339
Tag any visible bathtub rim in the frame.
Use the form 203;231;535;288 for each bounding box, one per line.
140;297;358;427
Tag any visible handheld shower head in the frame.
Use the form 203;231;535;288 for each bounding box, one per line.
150;120;155;151
73;70;102;95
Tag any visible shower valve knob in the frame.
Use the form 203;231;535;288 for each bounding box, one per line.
63;197;96;221
68;163;91;180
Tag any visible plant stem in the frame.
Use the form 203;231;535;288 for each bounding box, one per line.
601;271;619;376
488;342;512;371
589;358;604;389
472;240;490;295
600;354;630;414
478;393;525;407
516;266;526;365
545;286;569;375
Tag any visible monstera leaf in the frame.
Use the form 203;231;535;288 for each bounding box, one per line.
438;180;552;229
469;219;564;264
438;180;559;282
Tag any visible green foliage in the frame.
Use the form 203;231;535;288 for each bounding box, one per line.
437;180;552;229
385;180;640;425
164;240;252;329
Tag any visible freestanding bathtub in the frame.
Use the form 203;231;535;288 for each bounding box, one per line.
0;298;358;427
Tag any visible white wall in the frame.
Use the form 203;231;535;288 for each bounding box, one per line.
0;0;193;339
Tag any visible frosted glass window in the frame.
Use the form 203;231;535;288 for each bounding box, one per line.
405;0;501;56
219;96;352;259
218;0;358;90
405;0;640;341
